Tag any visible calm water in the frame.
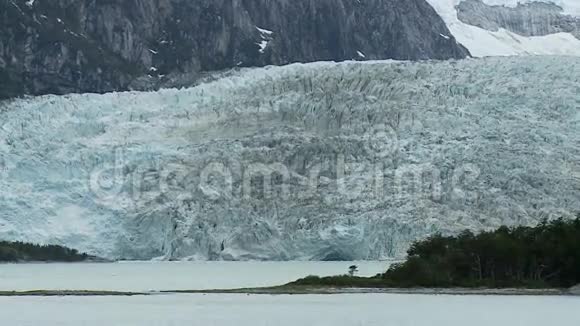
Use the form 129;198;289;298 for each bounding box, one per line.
2;293;579;326
2;261;579;326
0;261;390;291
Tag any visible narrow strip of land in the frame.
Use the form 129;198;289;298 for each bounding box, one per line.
0;287;573;297
0;290;147;297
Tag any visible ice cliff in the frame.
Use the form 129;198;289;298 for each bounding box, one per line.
0;57;579;260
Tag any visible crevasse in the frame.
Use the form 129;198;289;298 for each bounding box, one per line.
0;57;579;260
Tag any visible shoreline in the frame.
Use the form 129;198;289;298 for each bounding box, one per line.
0;290;146;297
0;287;573;297
164;286;571;296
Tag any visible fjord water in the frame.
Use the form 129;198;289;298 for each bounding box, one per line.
2;293;579;326
0;261;390;292
2;261;578;325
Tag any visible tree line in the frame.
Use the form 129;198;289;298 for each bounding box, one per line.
0;241;92;262
384;216;580;288
292;215;580;289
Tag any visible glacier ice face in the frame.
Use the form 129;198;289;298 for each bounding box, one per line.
0;57;579;260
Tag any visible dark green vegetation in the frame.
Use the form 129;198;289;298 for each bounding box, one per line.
290;216;580;289
0;241;95;263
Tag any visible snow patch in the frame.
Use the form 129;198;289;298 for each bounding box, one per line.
426;0;580;56
256;26;274;35
256;40;269;54
477;0;580;17
256;26;274;54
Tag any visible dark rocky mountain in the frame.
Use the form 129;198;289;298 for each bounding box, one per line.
0;0;469;99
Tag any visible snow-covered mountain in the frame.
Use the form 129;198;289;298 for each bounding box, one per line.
427;0;580;56
1;57;578;260
480;0;580;16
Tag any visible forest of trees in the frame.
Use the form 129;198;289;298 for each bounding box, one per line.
0;241;93;262
291;216;580;289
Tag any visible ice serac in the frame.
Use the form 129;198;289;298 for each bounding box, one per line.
1;57;579;260
0;0;468;99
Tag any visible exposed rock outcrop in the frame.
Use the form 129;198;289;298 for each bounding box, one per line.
0;0;469;99
457;0;580;38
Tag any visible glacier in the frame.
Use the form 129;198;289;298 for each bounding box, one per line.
0;56;579;260
426;0;580;57
477;0;580;16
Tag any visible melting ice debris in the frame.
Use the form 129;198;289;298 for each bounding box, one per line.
357;51;366;58
439;34;450;40
0;57;578;260
149;49;158;55
25;0;35;8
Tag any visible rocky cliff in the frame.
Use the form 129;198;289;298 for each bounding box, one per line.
457;0;580;39
425;0;580;57
0;0;469;99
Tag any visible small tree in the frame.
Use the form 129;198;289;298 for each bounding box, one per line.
348;265;359;277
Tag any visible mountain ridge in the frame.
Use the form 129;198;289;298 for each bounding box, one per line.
0;0;468;99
